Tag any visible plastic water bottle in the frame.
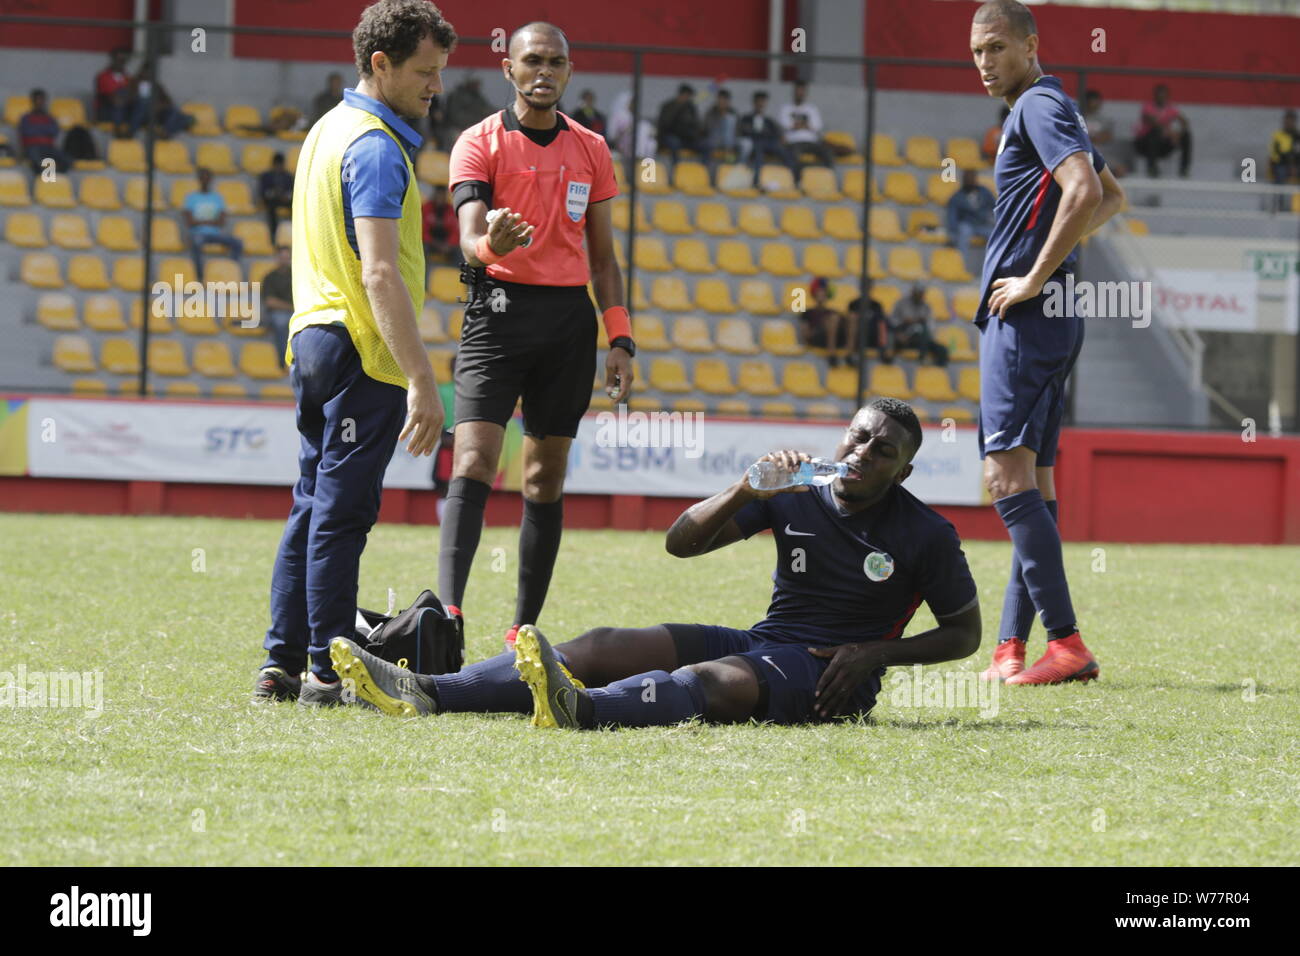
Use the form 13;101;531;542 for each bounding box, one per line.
746;457;849;491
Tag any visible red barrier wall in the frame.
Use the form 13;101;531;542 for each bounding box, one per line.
866;0;1300;107
3;427;1298;544
0;0;150;51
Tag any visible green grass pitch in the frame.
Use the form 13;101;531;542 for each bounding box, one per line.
1;512;1296;866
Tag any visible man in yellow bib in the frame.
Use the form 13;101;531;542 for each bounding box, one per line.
253;0;457;705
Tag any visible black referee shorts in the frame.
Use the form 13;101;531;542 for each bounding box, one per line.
454;275;597;440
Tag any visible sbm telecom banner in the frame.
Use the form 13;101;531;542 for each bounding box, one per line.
22;399;984;505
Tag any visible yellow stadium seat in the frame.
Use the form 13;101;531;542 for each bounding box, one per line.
695;278;736;313
672;316;713;353
872;134;904;167
758;164;800;199
884;171;923;205
247;258;277;285
759;242;801;277
108;139;146;173
112;257;145;292
927;174;960;206
650;276;691;312
738;203;780;238
823;207;862;241
939;404;975;424
225;104;263;135
783;361;826;398
935;324;975;361
952;286;982;321
168;178;198;210
7;211;46;247
887;247;925;281
125;178;166;211
694;358;737;395
842;168;881;203
240;342;283;379
652;200;692;234
2;96;28;127
716;163;759;198
632;314;670;351
210;383;249;399
71;378;109;395
946;137;987;172
674;398;707;414
96;215;137;251
649;357;691;393
163;381;201;398
49;97;87;128
610;199;650;233
673;161;713;196
228;220;271;258
183;102;222;136
240;143;275;176
177;307;219;336
148;340;190;377
823;130;860;160
826;365;859;400
930;247;973;282
154;140;193;174
34;177;76;208
195;142;238;175
905;136;943;169
696;202;737;235
37;293;78;330
760;401;797;418
102;338;141;375
194;340;237;378
427;349;454;382
205;257;243;285
216;180;255;215
79;175;120;211
717;240;759;275
780;206;821;239
635;157;673;194
418;304;447;344
260;384;294;400
84;295;127;331
0;170;32;206
444;308;464;340
156;256;198;287
416;149;450;185
151;218;185;254
738;279;781;316
738;361;781;396
666;238;710;275
870;363;912;399
1126;217;1150;236
907;209;945;243
714;399;750;416
957;368;980;402
54;335;96;373
627;396;662;414
844;244;887;281
761;320;804;356
924;286;951;321
22;252;62;288
800;166;841;201
913;366;957;401
717;318;759;355
428;266;463;303
871;283;902;315
804;400;843;419
781;279;810;311
131;296;173;334
869;207;907;242
802;243;843;278
827;282;858;315
635;237;672;272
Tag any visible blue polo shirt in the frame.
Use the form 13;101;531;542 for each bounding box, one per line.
340;88;423;256
975;75;1106;325
732;482;978;646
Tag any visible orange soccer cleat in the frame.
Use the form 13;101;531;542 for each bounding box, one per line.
1004;633;1099;685
980;637;1026;681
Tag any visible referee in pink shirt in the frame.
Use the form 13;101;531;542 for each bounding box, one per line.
440;20;633;646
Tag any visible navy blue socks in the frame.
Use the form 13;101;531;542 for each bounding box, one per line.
998;497;1058;642
994;490;1077;637
588;669;706;728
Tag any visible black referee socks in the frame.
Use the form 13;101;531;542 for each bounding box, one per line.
515;496;564;628
438;476;492;609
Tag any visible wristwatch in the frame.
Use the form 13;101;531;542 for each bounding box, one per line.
610;335;636;357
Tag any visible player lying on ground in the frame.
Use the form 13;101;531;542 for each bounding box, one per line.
329;398;982;728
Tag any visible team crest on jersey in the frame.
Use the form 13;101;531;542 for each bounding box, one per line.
566;181;591;221
863;551;895;582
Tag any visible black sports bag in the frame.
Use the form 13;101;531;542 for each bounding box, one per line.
354;589;463;675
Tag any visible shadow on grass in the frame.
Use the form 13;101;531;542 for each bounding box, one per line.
871;716;1095;731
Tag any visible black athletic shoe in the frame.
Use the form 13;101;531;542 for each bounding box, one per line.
252;666;301;702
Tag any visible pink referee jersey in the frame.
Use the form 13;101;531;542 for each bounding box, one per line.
450;109;618;287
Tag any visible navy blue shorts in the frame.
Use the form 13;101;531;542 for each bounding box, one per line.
664;623;882;724
976;298;1084;467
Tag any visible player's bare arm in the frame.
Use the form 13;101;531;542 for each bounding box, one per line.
457;200;535;267
665;450;811;557
987;151;1102;319
355;215;443;456
810;603;982;717
1083;163;1126;236
585;197;633;403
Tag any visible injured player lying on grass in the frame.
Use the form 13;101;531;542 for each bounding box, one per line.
330;398;983;728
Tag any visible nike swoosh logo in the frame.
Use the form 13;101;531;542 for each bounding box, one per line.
985;430;1006;443
552;688;574;725
761;655;788;679
784;524;816;537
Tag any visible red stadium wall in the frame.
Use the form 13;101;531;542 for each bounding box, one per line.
866;0;1300;106
0;0;152;51
3;427;1299;545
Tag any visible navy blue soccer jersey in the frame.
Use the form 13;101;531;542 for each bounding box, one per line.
731;483;978;646
976;75;1107;325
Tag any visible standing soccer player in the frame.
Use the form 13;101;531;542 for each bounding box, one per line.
968;1;1125;684
440;21;632;644
253;0;456;704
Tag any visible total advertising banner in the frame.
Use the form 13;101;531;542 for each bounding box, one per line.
1153;269;1260;332
22;399;985;505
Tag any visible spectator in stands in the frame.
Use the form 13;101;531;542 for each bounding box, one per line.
127;63;193;140
422;184;460;263
656;83;705;173
1082;89;1130;177
779;80;835;169
257;152;294;241
702;88;738;165
18;89;70;174
890;285;948;367
94;47;135;136
261;245;294;368
572;89;606;136
443;75;492;139
1134;83;1191;178
798;278;857;368
946;169;995;275
311;72;345;126
739;90;798;189
182;167;244;280
607;90;657;180
1269;109;1299;185
848;282;895;363
982;106;1009;163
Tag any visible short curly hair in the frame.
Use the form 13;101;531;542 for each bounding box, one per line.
353;0;457;78
866;397;923;457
